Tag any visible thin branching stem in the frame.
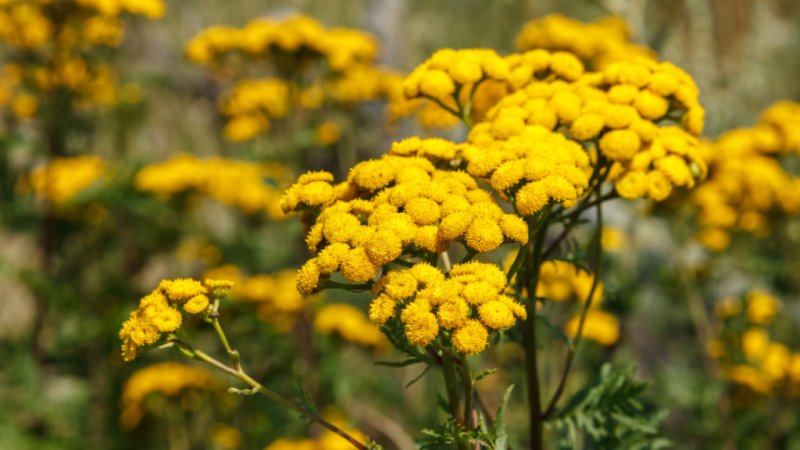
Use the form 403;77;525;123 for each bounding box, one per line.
168;338;370;450
542;187;606;419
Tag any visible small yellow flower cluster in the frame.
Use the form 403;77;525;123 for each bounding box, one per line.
472;57;706;201
692;101;800;250
534;259;618;346
464;125;591;215
282;154;529;294
263;411;366;450
186;14;401;142
515;14;654;69
565;310;620;347
314;120;342;147
186;15;377;71
0;0;163;115
134;154;291;218
314;303;387;349
203;265;308;331
714;290;781;326
120;362;217;429
24;155;106;204
402;48;510;112
218;78;290;143
392;48;587;128
370;262;526;355
76;0;165;19
119;278;233;362
710;291;800;396
536;260;605;304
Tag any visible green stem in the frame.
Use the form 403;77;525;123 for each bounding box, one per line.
442;352;464;426
542;189;606;419
167;341;370;450
522;212;549;450
461;359;474;431
209;299;240;370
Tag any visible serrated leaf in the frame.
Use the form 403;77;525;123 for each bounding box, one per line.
493;384;515;450
473;368;498;383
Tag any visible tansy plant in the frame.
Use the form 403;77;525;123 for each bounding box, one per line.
120;15;708;450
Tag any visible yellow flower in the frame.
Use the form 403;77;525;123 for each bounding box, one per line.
159;278;207;302
314;303;386;348
742;328;770;361
120;362;216;429
746;290;780;325
599;129;641;161
183;294;210;315
565;310;619;346
451;320;489;354
478;301;515;329
315;121;342;146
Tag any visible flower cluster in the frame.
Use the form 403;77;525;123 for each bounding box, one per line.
119;278;233;362
134;154;292;218
369;262;525;355
536;260;604;304
186;14;401;143
24;155;106;203
391;48;587;129
515;14;654;69
710;291;800;396
471;57;706;201
120;362;218;429
203;265;308;331
186;14;377;71
692;101;800;250
282;155;529;294
264;411;366;450
465;125;591;215
0;0;163;116
314;303;387;349
218;78;290;142
534;259;618;346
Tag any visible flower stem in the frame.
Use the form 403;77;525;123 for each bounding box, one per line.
542;189;606;419
167;339;370;450
522;212;549;450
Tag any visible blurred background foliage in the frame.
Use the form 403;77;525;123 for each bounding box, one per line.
0;0;799;449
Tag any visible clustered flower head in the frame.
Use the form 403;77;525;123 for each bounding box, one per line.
0;0;164;116
23;155;106;203
710;291;800;396
527;259;618;346
692;101;800;250
120;362;217;429
282;153;529;294
134;153;292;218
515;14;655;69
314;303;387;349
535;260;604;304
391;48;588;129
203;265;309;330
465;125;591;215
185;14;377;70
471;57;706;202
119;278;233;362
264;410;366;450
186;14;402;143
370;262;526;355
218;78;290;142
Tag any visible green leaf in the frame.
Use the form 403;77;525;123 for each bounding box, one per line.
546;364;671;450
374;358;422;368
493;384;515;450
473;368;498;383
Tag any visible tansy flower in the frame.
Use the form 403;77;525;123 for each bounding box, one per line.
120;278;233;361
